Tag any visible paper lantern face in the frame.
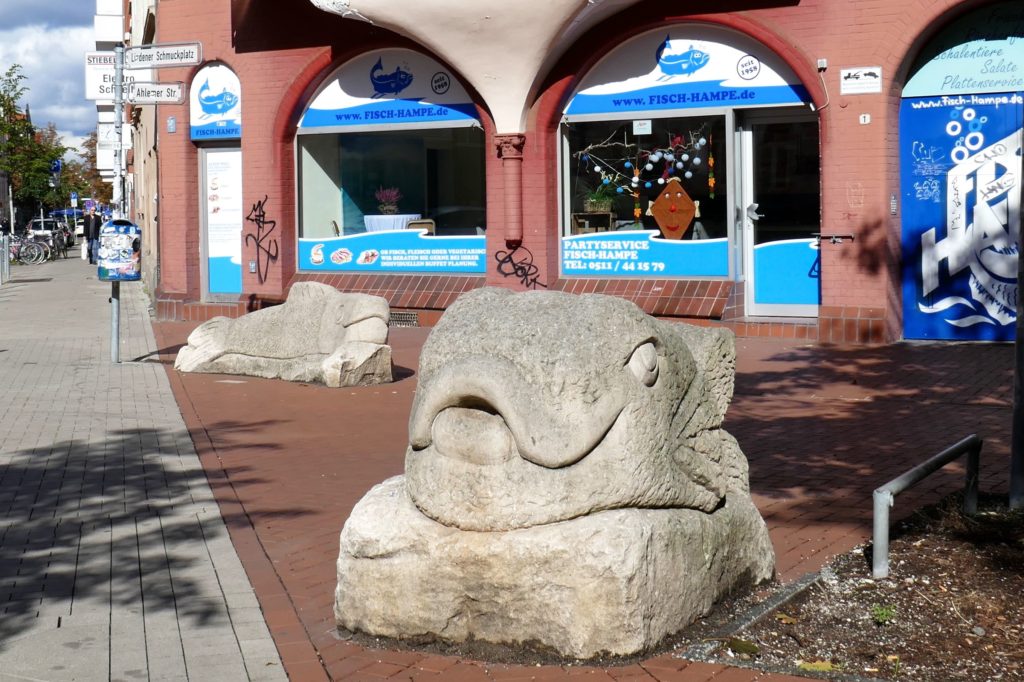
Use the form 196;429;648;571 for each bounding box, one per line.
649;178;696;240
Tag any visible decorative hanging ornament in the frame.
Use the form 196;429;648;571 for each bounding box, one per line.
649;177;696;241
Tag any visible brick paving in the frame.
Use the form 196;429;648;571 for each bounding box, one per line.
0;256;286;681
153;316;1014;681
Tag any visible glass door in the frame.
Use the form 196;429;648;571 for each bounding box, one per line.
738;114;821;316
200;147;243;297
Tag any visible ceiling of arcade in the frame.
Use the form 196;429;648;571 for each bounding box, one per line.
306;0;646;133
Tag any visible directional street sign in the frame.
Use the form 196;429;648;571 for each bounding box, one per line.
125;42;202;70
127;81;186;105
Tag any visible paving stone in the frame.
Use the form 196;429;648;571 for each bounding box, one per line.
0;258;282;680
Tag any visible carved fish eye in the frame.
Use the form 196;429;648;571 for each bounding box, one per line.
627;341;659;387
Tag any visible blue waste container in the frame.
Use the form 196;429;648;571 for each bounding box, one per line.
97;219;141;282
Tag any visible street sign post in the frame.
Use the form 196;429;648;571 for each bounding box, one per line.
127;81;185;105
125;42;202;70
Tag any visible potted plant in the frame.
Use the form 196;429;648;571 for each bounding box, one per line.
375;186;403;215
583;177;616;213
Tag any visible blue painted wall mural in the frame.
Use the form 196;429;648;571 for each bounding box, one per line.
900;95;1021;340
899;2;1023;341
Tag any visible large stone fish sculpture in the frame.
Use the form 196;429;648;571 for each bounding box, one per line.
335;288;774;658
175;282;392;387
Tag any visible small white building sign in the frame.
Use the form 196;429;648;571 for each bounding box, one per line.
840;67;883;95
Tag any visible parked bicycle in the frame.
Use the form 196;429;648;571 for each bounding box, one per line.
7;234;46;264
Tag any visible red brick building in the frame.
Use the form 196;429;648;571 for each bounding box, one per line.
141;0;1022;343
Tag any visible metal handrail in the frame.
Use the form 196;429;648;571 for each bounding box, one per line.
872;434;981;578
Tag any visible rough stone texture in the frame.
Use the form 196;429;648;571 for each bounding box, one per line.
406;287;742;531
336;476;773;659
335;287;774;658
322;342;393;387
175;282;393;386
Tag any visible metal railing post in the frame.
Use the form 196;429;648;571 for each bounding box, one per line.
872;434;982;579
872;489;892;579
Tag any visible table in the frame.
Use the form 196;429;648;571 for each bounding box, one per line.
364;214;422;232
571;212;614;234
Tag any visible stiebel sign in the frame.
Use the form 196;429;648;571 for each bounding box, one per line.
84;52;152;101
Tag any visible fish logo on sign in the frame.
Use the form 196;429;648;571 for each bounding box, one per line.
370;57;414;98
197;79;239;117
656;36;710;79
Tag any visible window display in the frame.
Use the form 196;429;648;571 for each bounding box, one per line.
561;116;730;277
295;48;487;273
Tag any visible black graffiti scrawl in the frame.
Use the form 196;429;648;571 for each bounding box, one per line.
245;195;279;284
495;245;546;290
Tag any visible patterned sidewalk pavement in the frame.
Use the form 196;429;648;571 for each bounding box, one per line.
0;257;285;681
153;307;1014;682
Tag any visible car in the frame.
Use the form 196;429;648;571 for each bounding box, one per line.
26;217;61;238
26;218;73;247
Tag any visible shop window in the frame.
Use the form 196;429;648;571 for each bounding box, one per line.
564;116;726;240
298;127;485;239
295;48;488;274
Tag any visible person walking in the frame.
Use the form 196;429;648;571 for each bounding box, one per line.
83;206;103;265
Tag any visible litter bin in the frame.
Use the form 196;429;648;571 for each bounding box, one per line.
97;219;141;282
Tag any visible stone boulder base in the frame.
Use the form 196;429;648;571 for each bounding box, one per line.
174;282;393;386
335;476;774;659
322;342;393;387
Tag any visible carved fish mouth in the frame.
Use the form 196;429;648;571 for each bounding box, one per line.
409;357;625;469
428;405;516;466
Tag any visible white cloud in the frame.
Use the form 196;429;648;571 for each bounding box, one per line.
0;2;94;29
0;25;97;140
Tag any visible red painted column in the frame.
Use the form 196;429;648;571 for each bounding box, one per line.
494;134;526;249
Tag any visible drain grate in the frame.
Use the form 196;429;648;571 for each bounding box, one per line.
389;311;420;328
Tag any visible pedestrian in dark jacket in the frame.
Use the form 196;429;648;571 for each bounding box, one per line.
83;206;103;265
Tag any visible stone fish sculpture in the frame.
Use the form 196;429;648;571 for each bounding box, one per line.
175;282;393;387
335;288;774;658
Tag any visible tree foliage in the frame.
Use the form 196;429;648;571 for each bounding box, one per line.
0;63;105;217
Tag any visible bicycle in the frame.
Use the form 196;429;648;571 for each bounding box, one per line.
8;235;45;264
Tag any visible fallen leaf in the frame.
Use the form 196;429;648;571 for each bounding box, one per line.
775;612;799;624
799;660;835;672
727;637;760;656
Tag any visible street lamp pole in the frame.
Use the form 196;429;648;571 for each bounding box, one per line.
109;43;125;363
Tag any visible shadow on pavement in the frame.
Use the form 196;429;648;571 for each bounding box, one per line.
0;426;312;650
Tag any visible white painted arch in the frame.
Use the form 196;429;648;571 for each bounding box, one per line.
308;0;646;133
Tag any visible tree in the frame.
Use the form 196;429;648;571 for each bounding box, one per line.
76;131;112;203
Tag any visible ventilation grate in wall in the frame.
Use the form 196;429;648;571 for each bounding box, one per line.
388;311;420;328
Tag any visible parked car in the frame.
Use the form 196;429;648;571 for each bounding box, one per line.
26;218;73;246
26;218;61;238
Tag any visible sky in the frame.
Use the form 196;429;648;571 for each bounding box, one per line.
0;2;97;156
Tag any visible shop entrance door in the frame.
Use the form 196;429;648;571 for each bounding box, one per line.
737;113;821;317
200;147;243;297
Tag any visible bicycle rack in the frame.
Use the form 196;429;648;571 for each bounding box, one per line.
872;434;981;578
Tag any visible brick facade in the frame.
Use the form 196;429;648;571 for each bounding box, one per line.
151;0;984;344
